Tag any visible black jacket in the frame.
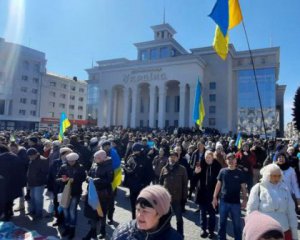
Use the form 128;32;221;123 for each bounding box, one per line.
195;160;221;204
124;153;154;192
47;158;63;194
56;162;86;197
27;155;49;187
112;210;183;240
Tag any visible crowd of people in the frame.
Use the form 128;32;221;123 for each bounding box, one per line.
0;127;299;240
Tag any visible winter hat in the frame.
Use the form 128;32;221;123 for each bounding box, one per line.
137;185;171;216
26;148;38;156
65;152;79;161
28;136;38;144
59;147;72;155
94;150;111;161
215;142;223;150
52;140;61;147
243;211;283;240
132;143;144;152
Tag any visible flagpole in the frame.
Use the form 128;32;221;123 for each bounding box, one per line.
241;20;268;140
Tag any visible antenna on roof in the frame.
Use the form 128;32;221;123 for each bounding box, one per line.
163;0;166;24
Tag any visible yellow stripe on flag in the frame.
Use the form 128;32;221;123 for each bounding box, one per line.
213;26;229;60
229;0;243;29
112;167;122;191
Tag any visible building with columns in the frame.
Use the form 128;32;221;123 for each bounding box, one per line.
86;23;286;136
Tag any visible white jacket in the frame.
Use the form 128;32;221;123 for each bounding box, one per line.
247;181;298;240
282;167;300;198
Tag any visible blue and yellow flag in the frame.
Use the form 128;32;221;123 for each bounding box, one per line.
110;148;122;191
58;112;71;142
88;179;103;217
193;78;205;128
235;132;242;149
210;0;243;60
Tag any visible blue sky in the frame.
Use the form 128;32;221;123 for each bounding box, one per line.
0;0;299;125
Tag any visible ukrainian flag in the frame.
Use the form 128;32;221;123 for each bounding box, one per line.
110;148;122;191
88;179;103;217
235;132;242;149
193;78;205;128
209;0;243;60
58;112;71;142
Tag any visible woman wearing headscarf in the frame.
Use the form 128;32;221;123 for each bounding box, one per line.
247;163;298;240
112;185;182;240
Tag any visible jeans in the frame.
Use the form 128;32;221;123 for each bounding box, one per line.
218;199;242;240
200;202;216;233
29;186;44;217
171;202;184;237
63;196;80;227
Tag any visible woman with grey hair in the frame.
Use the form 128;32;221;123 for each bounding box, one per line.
247;164;298;240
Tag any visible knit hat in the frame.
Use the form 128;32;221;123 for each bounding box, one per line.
65;152;79;161
137;185;171;216
59;147;72;155
132;143;144;152
243;211;283;240
26;147;38;156
94;150;111;161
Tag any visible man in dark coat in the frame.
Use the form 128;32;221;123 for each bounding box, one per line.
0;144;24;221
124;143;154;219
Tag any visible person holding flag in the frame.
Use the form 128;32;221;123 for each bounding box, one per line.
83;150;114;240
59;112;71;142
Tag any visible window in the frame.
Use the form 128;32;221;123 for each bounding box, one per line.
160;47;169;58
33;78;39;84
78;115;83;119
49;112;54;118
19;109;26;115
20;87;27;93
141;50;149;61
174;120;179;127
34;63;40;72
20;98;27;104
79;88;84;93
31;99;37;105
60;93;66;99
174;96;180;112
79;97;84;102
71;86;76;91
62;84;67;89
0;72;3;85
78;106;83;111
70;95;75;100
140;120;144;127
150;48;159;60
23;61;29;70
32;89;38;94
50;91;56;97
30;110;36;116
21;75;28;81
209;82;216;90
49;102;55;107
209;94;216;102
209;106;216;114
69;114;74;119
209;118;216;126
59;103;65;108
50;81;56;87
69;105;75;110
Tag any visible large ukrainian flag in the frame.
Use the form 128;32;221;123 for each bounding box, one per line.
209;0;243;60
58;112;71;142
88;179;103;217
193;78;205;128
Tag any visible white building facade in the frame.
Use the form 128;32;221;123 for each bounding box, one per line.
39;73;87;131
0;38;46;130
86;23;286;136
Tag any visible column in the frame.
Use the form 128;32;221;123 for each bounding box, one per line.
97;89;105;127
158;85;167;129
122;87;129;128
106;88;113;127
179;83;186;127
148;84;156;128
130;86;138;128
189;82;196;127
112;89;118;126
